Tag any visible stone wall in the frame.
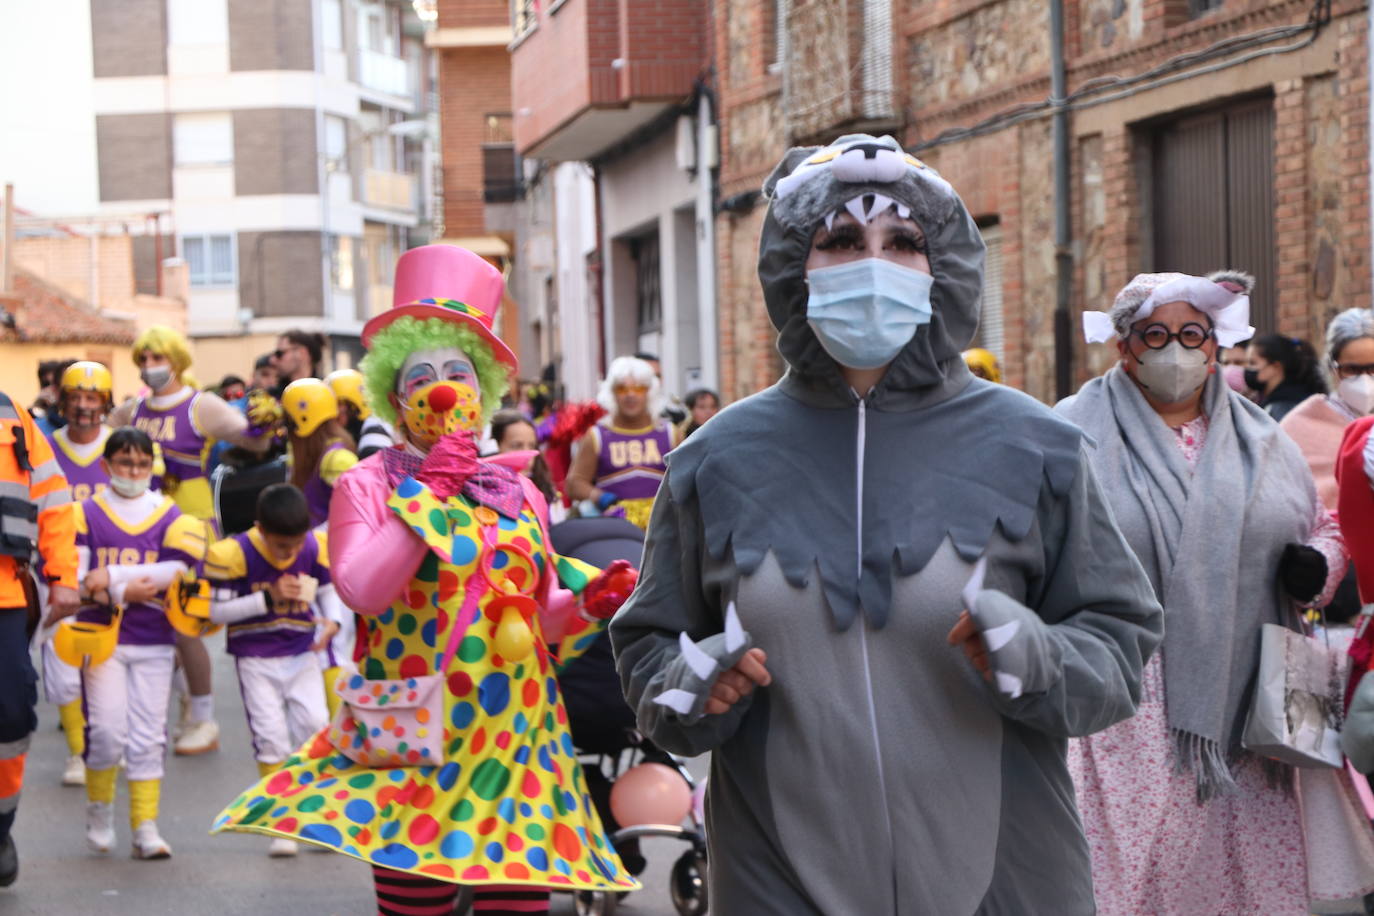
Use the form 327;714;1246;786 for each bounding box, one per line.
906;0;1051;109
1079;0;1145;54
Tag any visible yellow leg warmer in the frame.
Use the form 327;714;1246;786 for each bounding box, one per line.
256;761;280;780
322;666;344;720
58;700;85;756
128;779;160;829
86;766;117;805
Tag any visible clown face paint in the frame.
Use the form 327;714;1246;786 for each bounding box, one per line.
395;347;484;446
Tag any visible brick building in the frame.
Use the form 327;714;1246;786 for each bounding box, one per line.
713;0;1370;404
509;0;721;401
428;0;524;354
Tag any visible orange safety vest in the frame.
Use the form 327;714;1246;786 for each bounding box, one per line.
0;393;76;607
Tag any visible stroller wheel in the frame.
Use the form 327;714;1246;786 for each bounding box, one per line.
669;850;708;916
573;890;619;915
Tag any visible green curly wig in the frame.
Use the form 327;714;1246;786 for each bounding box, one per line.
359;316;510;427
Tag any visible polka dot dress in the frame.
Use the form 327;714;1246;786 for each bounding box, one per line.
212;482;635;893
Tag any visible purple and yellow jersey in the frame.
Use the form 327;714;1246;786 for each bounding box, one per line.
74;494;208;646
132;390;215;521
592;422;673;528
301;441;357;528
48;426;111;502
205;527;331;658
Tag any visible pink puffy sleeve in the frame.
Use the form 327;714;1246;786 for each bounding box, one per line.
327;454;428;615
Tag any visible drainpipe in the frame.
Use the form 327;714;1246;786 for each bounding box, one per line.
2;184;12;294
1050;0;1073;401
590;164;607;379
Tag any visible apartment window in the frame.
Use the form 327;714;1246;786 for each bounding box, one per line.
324;116;349;171
633;233;661;334
1189;0;1224;16
973;222;1004;361
321;0;344;49
512;0;536;36
174;113;233;166
1151;96;1274;332
482;114;519;203
330;235;355;291
767;0;786;72
167;0;227;45
183;234;235;287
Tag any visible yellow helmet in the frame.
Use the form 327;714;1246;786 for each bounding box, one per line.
281;378;339;438
163;573;220;638
60;361;113;397
52;612;120;668
325;369;370;420
962;347;1002;384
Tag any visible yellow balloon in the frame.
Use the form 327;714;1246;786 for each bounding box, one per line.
494;605;534;660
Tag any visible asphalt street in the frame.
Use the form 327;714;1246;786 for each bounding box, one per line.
0;634;700;916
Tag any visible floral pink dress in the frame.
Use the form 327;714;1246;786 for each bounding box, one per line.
1067;414;1352;915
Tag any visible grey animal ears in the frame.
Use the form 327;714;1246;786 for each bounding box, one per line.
1207;269;1255;296
762;146;821;200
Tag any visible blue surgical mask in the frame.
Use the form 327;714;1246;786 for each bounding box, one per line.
805;258;935;370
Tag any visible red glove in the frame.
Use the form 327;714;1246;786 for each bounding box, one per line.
582;560;638;620
414;432;479;501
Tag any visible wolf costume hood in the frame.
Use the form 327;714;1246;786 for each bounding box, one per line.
760;134;986;407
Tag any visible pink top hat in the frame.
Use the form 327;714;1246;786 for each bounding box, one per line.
361;244;517;370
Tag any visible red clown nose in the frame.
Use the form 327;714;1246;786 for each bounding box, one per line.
427;384;458;412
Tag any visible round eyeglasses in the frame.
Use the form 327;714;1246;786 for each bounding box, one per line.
1131;322;1213;350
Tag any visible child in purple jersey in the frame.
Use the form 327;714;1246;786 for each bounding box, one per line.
50;428;209;860
204;483;342;858
42;361;116;789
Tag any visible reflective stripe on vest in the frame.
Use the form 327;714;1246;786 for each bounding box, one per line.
0;735;29;807
0;393;38;561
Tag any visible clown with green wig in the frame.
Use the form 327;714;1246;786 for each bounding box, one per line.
211;245;640;915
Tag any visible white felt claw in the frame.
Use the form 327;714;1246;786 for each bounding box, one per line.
982;620;1020;653
961;556;987;612
653;689;699;716
679;631;718;681
845;196;868;225
995;672;1024;700
724;602;745;653
865;193;894;223
824;211;836;231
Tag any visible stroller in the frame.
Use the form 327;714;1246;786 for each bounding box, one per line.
554;518;708;916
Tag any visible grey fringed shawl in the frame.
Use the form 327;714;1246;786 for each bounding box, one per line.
1058;367;1316;797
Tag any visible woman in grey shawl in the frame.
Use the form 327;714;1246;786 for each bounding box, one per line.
1060;271;1355;914
611;135;1163;915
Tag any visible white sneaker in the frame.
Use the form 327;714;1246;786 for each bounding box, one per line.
268;837;299;858
174;694;190;738
130;821;171;860
62;755;86;787
85;802;115;854
173;719;219;756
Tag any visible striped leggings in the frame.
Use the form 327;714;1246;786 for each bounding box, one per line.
372;867;549;915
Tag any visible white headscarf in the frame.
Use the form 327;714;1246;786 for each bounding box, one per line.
1082;272;1254;348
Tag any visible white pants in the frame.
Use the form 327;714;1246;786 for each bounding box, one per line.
41;638;81;707
82;644;176;780
234;654;327;765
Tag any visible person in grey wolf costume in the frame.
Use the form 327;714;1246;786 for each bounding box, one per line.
610;134;1165;915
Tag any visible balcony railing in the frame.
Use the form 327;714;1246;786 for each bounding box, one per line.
363;168;417;211
358;48;411;98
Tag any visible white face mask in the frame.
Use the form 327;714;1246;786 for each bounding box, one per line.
1339;375;1374;415
108;474;150;499
1134;342;1210;404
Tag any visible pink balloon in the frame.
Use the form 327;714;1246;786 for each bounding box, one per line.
609;762;692;827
